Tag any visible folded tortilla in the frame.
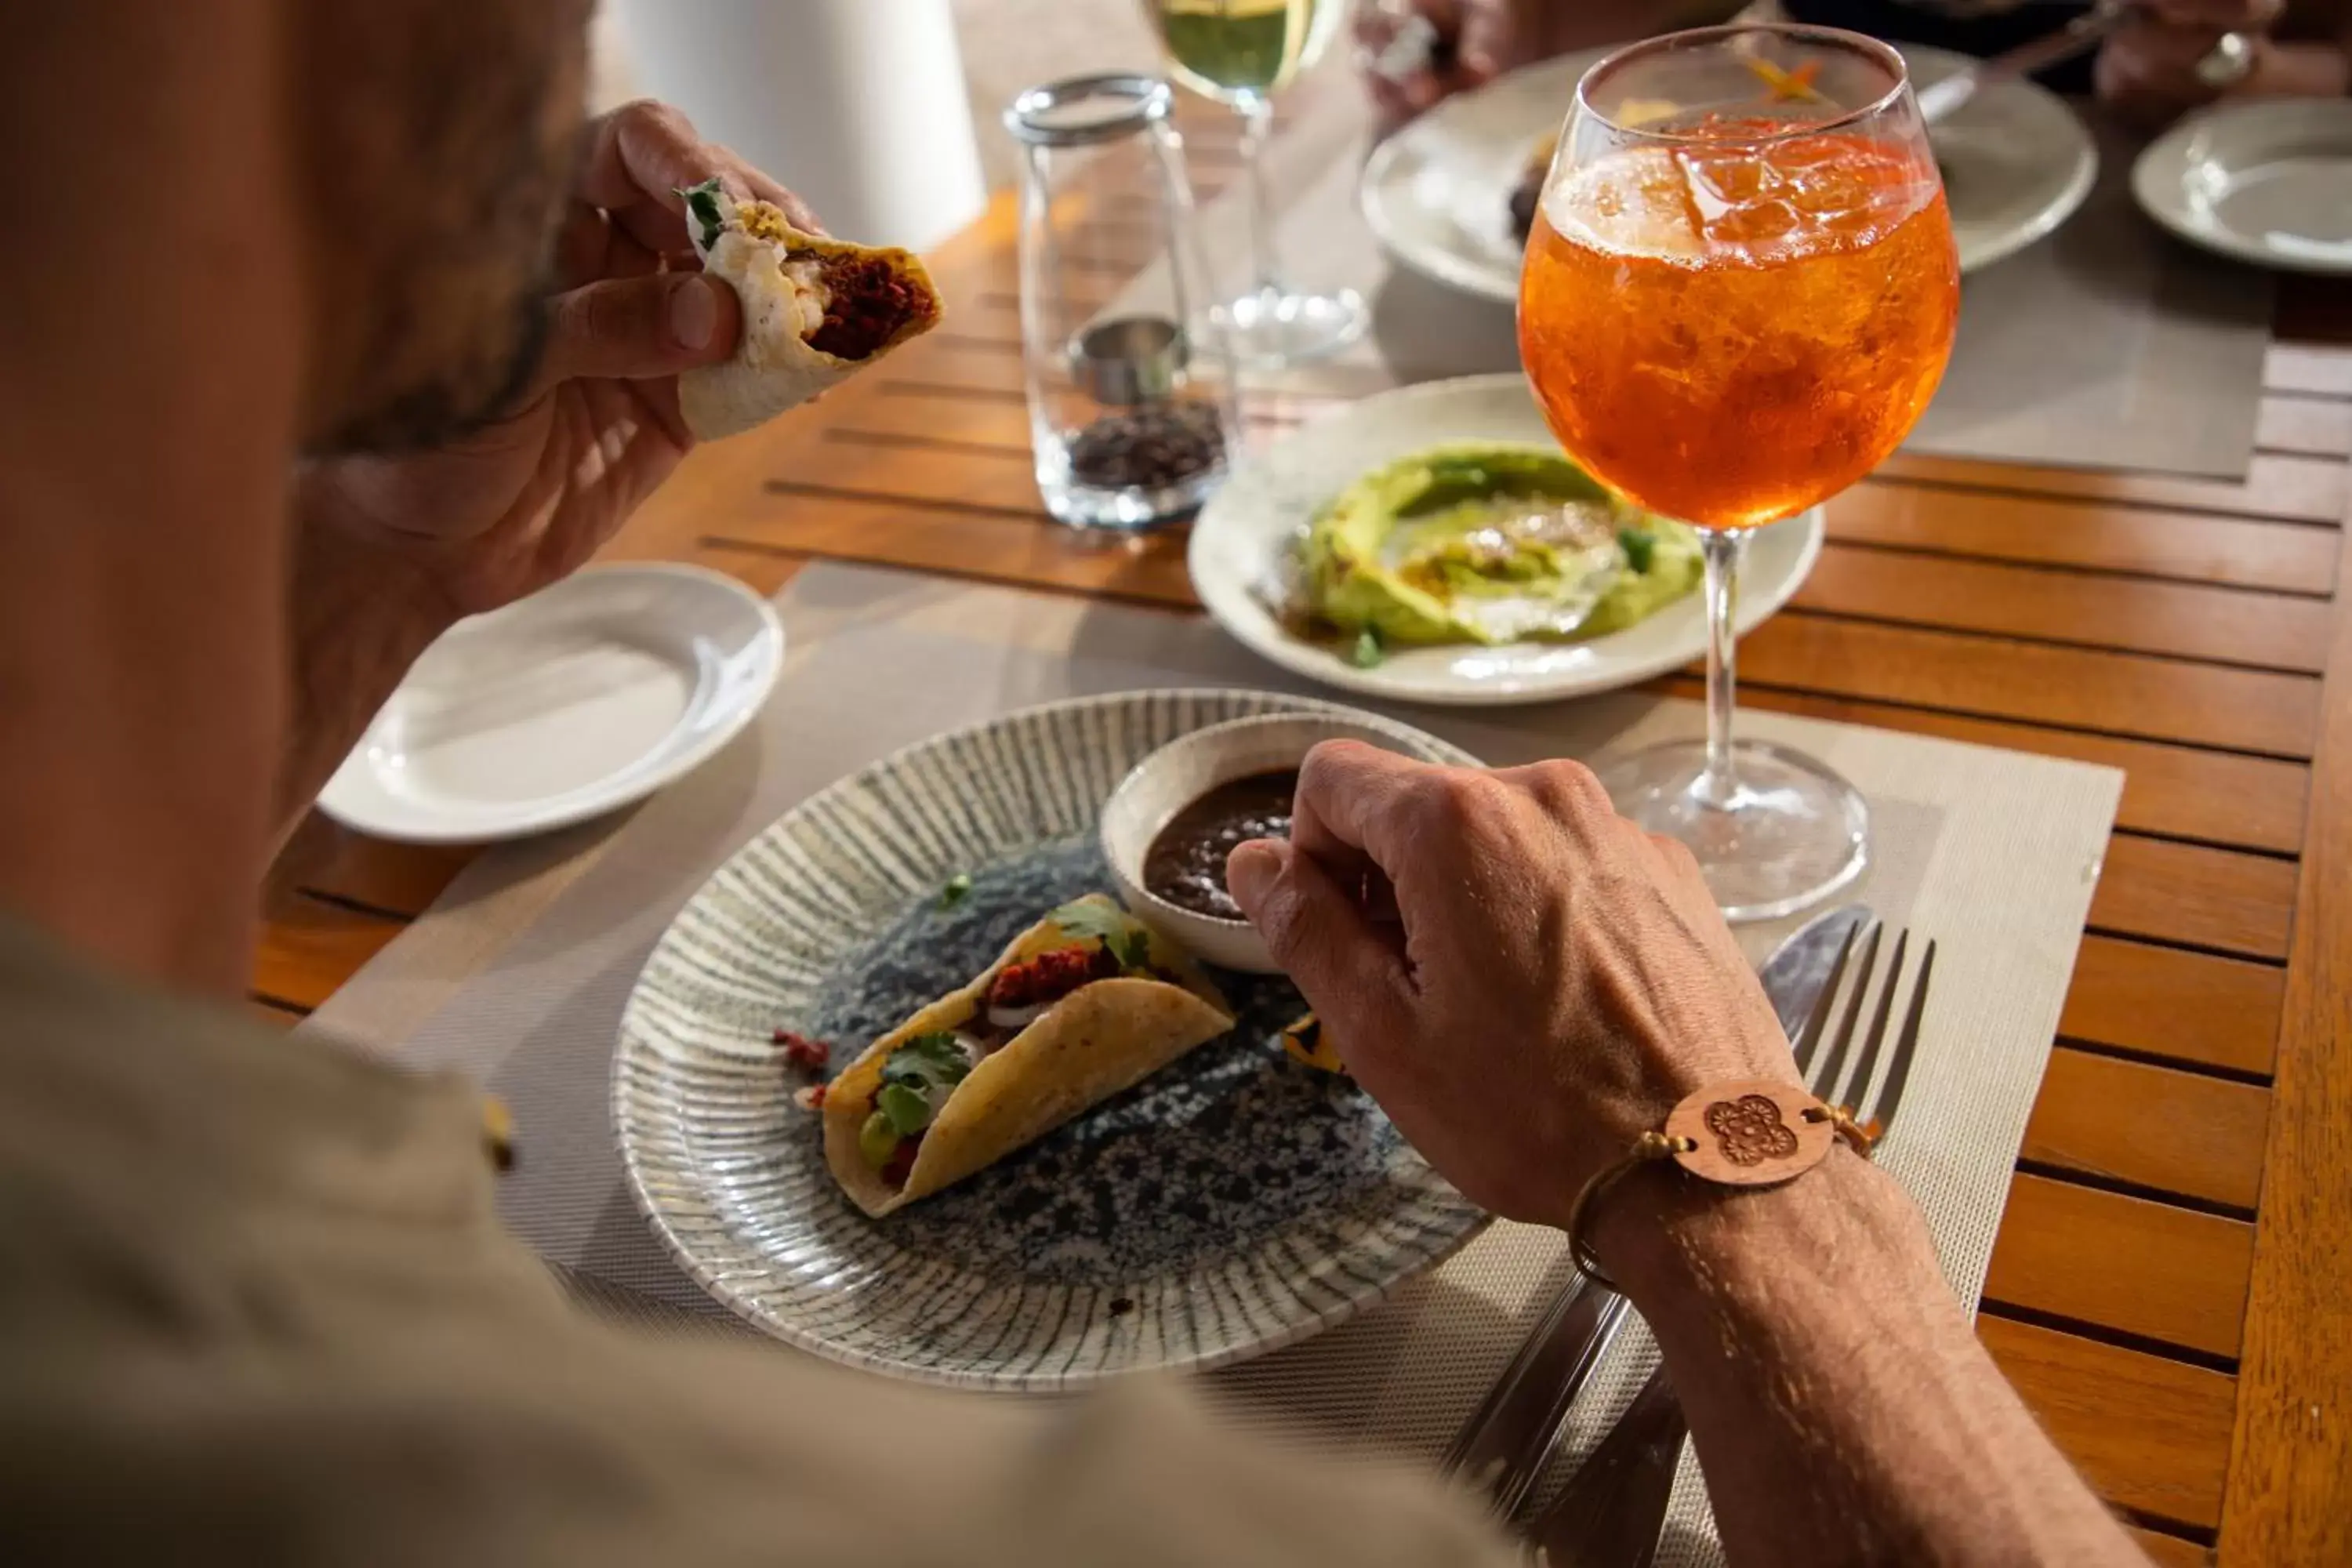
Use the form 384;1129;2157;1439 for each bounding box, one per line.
822;896;1232;1218
679;181;942;441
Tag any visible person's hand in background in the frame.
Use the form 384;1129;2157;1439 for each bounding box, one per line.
1224;742;1796;1229
1355;2;1744;125
1356;0;1531;123
2095;0;2305;130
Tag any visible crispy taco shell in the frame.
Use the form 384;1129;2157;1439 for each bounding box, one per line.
822;897;1231;1218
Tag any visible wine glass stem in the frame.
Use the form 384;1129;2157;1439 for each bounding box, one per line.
1235;90;1285;305
1699;526;1748;808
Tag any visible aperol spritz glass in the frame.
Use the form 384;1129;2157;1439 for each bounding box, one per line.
1519;24;1957;920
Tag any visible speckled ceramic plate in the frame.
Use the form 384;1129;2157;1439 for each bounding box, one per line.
614;688;1487;1390
1190;375;1823;706
1360;42;2092;299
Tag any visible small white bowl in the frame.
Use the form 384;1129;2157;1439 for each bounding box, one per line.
1101;710;1476;973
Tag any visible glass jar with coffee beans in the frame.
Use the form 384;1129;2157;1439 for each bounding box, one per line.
1005;74;1240;532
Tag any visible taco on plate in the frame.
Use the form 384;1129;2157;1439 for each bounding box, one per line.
822;896;1232;1217
678;179;943;441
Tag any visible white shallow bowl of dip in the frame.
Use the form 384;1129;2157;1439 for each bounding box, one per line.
1099;710;1478;973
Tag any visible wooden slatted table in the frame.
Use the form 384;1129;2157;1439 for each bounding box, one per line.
256;92;2350;1568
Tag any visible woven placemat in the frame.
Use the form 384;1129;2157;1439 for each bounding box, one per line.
305;561;2122;1566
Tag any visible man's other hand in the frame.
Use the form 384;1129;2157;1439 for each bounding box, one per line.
1225;743;1797;1228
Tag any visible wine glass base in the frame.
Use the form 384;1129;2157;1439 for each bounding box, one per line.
1597;739;1870;924
1217;286;1368;370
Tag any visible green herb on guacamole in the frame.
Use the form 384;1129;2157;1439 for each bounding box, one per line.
1617;525;1657;575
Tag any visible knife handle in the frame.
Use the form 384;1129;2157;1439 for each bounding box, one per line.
1530;1363;1689;1568
1443;1281;1633;1518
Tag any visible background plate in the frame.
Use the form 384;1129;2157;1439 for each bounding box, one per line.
1359;42;2095;300
1189;376;1822;706
320;564;783;844
2132;99;2352;275
615;688;1488;1391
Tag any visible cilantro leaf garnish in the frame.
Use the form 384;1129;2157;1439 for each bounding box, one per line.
1047;900;1154;974
880;1033;971;1099
1110;927;1152;971
875;1082;933;1137
1617;525;1657;575
679;177;726;252
1046;900;1129;944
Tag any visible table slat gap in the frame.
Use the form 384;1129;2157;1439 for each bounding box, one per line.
1984;1174;2252;1362
1980;1315;2234;1531
2021;1048;2270;1213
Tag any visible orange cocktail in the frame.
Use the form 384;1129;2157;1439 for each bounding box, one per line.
1520;132;1956;529
1519;24;1957;924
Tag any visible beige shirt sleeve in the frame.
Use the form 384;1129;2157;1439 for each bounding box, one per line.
0;920;1519;1566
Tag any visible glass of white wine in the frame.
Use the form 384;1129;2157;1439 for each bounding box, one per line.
1143;0;1367;368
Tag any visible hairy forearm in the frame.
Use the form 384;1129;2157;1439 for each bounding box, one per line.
1598;1153;2147;1567
276;484;459;848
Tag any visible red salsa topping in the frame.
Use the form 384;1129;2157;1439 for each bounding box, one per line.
772;1029;831;1070
988;942;1122;1012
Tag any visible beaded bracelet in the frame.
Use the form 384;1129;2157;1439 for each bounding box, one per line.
1566;1078;1878;1288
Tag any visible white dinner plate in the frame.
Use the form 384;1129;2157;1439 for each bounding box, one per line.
1188;375;1823;706
1359;42;2096;303
2132;99;2352;275
319;564;783;844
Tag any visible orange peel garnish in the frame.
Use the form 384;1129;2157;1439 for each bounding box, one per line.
1745;56;1826;104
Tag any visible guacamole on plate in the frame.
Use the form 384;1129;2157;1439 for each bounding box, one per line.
1295;444;1700;653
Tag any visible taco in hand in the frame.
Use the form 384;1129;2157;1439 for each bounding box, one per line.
822;895;1232;1217
677;179;942;441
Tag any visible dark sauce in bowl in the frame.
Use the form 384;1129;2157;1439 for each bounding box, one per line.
1144;769;1298;921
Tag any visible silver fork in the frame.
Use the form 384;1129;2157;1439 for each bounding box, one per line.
1528;927;1938;1568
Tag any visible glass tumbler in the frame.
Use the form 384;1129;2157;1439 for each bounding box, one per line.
1005;74;1242;532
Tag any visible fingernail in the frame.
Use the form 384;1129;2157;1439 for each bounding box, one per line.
670;275;719;352
1225;839;1289;912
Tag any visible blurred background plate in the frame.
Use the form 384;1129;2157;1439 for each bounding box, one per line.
1189;375;1822;706
319;564;782;844
1359;42;2095;301
2132;99;2352;275
615;688;1485;1390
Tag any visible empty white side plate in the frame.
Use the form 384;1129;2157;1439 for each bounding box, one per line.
318;563;784;844
2133;99;2352;275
